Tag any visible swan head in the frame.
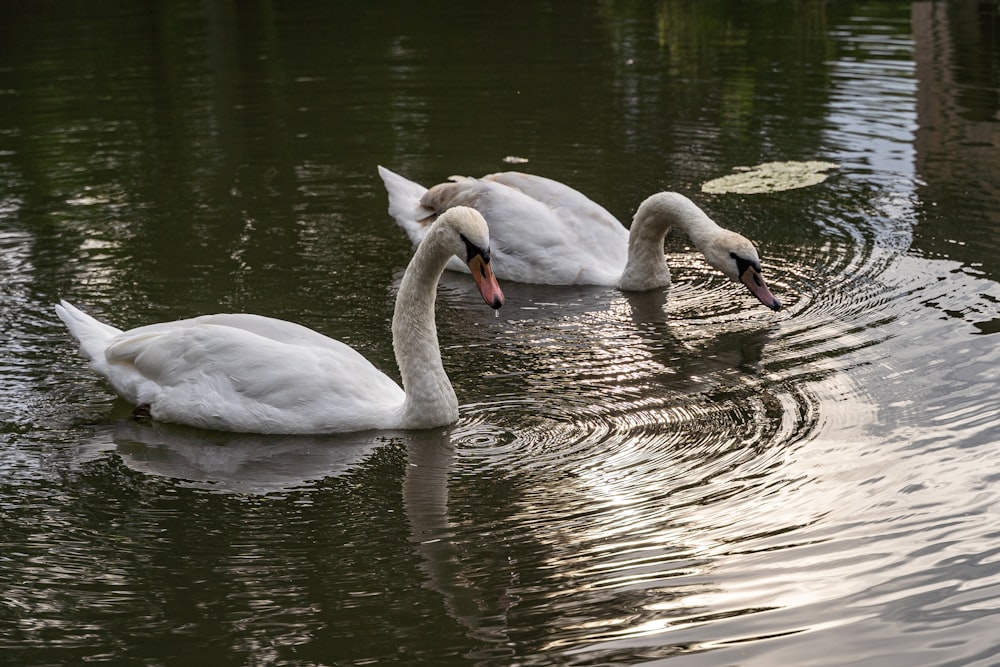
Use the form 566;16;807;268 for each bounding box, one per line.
702;232;782;311
634;193;782;311
437;206;505;309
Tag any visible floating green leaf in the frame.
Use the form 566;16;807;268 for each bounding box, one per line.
701;160;839;194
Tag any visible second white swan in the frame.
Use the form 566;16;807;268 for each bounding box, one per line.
378;166;781;311
56;206;504;435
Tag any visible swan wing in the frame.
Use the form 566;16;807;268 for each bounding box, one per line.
103;318;405;434
482;171;624;239
418;172;628;285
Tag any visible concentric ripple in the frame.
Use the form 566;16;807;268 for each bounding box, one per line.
5;3;1000;665
412;16;1000;656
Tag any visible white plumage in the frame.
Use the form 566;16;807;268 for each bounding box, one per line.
378;166;781;310
56;206;504;434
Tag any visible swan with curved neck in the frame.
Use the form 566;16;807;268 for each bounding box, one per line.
56;206;504;435
378;166;781;311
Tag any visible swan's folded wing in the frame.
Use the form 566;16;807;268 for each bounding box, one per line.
423;173;629;285
482;172;623;233
186;313;363;354
105;323;404;433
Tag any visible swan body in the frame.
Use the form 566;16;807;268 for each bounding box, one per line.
56;206;504;435
378;166;781;311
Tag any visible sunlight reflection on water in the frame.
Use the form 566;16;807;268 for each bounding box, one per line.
4;2;1000;665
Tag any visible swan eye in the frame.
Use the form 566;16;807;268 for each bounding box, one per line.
460;233;491;263
730;252;762;281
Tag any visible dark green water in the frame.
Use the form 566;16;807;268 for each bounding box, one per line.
3;1;1000;665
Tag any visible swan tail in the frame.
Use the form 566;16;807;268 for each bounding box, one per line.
55;300;122;363
377;165;435;247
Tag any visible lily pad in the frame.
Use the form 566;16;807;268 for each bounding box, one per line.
701;160;839;194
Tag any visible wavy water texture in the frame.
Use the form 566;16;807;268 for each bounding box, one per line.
3;4;1000;666
395;12;1000;665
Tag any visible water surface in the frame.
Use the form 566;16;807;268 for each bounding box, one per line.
2;2;1000;665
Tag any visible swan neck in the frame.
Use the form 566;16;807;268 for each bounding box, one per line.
618;198;674;291
670;204;723;251
617;194;722;291
392;230;459;426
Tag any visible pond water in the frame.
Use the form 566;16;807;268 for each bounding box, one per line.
3;1;1000;665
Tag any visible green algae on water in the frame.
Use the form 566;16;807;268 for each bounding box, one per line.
701;161;839;194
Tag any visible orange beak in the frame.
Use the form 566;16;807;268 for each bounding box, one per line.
740;266;782;311
468;255;504;309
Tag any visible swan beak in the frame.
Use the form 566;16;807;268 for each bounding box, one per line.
740;266;782;311
468;255;505;309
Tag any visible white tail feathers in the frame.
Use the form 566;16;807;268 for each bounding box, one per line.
55;300;121;362
377;165;433;247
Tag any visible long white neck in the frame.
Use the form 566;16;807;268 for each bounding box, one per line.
617;192;724;291
392;227;459;428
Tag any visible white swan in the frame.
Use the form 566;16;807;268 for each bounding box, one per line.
378;166;781;311
55;206;505;435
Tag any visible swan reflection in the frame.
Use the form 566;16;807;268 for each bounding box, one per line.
80;415;512;642
84;417;391;493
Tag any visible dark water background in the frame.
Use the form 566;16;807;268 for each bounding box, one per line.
3;1;1000;665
